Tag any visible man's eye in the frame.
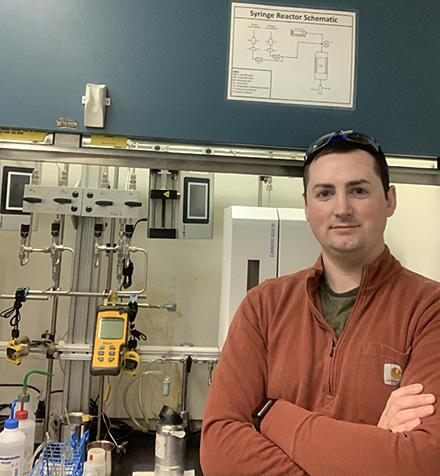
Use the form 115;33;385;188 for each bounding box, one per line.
316;190;333;199
350;188;368;195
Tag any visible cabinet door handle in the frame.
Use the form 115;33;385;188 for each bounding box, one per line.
23;196;42;203
53;197;72;204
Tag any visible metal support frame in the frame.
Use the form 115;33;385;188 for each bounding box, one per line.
43;214;66;433
0;138;438;185
61;163;105;417
96;169;118;440
0;342;220;363
62;215;101;414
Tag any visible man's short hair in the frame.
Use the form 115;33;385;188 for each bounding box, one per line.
302;133;390;198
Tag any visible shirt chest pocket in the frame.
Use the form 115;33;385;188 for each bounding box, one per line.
355;341;410;424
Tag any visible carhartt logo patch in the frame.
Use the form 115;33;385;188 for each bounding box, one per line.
384;363;402;385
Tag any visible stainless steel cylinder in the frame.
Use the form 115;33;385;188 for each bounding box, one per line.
154;423;186;476
59;411;88;443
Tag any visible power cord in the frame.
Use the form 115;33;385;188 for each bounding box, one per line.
132;218;148;234
0;287;29;338
0;383;41;395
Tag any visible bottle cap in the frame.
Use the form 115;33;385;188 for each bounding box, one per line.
4;417;19;429
5;401;19;429
16;410;29;420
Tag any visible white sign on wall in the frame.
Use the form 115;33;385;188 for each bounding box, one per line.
227;3;357;108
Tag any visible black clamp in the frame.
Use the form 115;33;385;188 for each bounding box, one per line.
20;224;30;239
127;299;147;349
30;335;58;359
15;287;29;304
94;223;104;238
128;300;138;323
185;355;193;374
124;224;134;239
41;329;55;342
122;260;134;289
51;222;61;238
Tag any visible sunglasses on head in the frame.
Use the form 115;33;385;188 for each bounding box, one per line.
304;130;383;165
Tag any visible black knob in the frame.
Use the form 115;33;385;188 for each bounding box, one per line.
71;206;78;212
87;192;94;199
86;206;92;213
72;191;79;198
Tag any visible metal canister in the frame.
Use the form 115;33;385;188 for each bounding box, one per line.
154;405;186;476
59;411;88;443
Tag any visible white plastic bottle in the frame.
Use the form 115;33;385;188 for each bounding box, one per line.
15;409;35;476
86;448;106;476
0;414;26;476
83;454;99;476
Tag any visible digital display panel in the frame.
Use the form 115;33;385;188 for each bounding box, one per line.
1;166;33;214
183;177;210;224
98;318;124;340
187;182;208;219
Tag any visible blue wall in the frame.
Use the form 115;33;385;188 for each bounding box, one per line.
0;0;439;156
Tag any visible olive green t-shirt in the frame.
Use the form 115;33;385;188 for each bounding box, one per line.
319;277;359;338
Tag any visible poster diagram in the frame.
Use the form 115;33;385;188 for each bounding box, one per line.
227;3;357;108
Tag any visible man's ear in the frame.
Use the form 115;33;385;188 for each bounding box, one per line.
303;192;310;221
386;185;397;218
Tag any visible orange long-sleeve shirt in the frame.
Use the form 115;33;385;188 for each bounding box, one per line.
201;247;440;475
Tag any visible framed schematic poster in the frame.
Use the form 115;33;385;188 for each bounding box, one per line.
227;2;357;108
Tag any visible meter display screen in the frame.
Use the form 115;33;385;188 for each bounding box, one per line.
99;318;124;339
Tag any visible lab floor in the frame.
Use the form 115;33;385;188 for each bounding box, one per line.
112;431;203;476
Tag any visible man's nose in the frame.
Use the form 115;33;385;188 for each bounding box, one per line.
334;193;352;217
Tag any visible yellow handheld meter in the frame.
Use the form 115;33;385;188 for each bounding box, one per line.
91;306;129;376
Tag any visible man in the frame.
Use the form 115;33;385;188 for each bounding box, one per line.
200;131;440;475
